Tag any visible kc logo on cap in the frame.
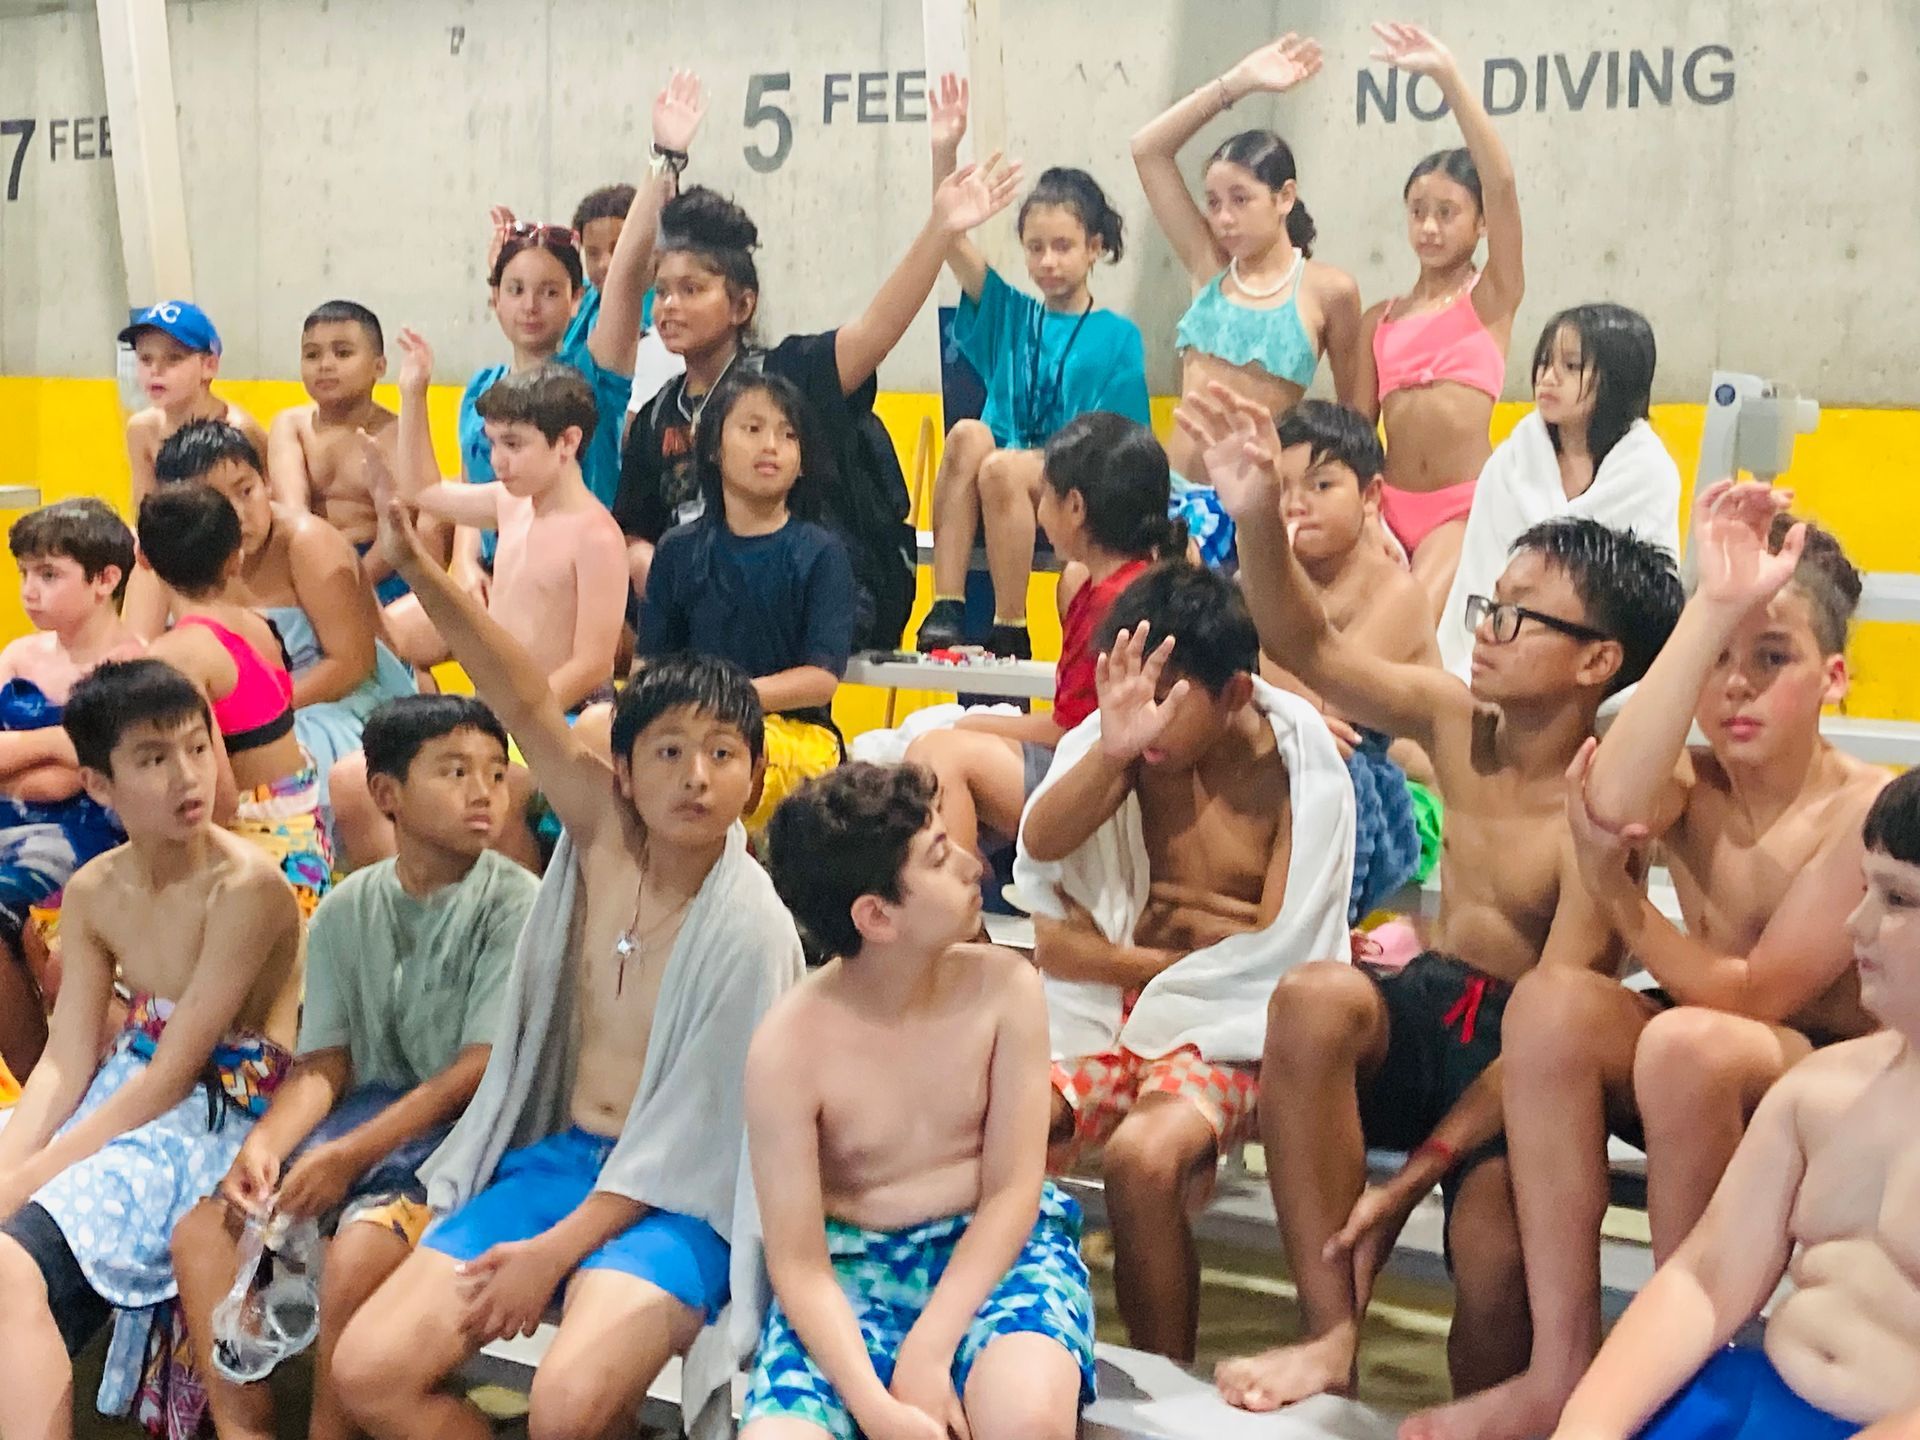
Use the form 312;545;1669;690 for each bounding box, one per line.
118;300;222;357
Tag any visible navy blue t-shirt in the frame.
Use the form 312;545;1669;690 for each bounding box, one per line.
637;514;855;727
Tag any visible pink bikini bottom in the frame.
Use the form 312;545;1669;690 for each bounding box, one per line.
1381;478;1477;553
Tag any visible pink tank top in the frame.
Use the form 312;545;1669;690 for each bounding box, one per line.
176;615;294;754
1372;276;1505;402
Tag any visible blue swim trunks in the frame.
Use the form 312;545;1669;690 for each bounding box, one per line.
1637;1346;1860;1440
740;1181;1096;1439
353;540;411;605
421;1126;730;1320
1169;471;1235;571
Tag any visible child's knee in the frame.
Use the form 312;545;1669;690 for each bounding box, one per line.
330;1310;414;1420
977;448;1031;503
169;1198;230;1268
527;1360;630;1440
945;418;995;459
1103;1100;1214;1197
1503;966;1615;1073
1265;960;1380;1061
1633;1007;1740;1112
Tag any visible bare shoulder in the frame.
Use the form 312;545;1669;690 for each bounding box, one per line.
270;404;316;443
1359;561;1441;666
947;942;1043;1009
207;829;301;914
1360;296;1393;328
126;407;162;447
282;505;356;564
226;401;270;444
749;968;837;1065
1307;261;1360;304
1783;1031;1904;1115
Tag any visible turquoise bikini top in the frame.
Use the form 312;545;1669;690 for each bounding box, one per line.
1175;253;1318;390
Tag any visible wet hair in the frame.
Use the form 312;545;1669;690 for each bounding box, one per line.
1770;511;1862;657
63;657;211;774
489;229;584;292
572;183;637;235
137;484;242;596
1863;769;1920;867
1098;561;1258;695
1530;305;1656;471
1041;412;1184;561
1017;167;1125;263
692;372;834;522
1274;400;1385;483
610;652;765;769
302;299;384;353
9;499;136;594
155;418;264;484
473;361;599;450
362;695;510;786
1404;147;1483;211
765;761;940;963
657;187;762;308
1206;130;1316;257
1509;517;1683;695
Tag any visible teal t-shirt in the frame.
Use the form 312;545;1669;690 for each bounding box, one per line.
296;849;537;1089
952;266;1152;450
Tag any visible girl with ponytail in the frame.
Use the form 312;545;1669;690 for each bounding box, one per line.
905;412;1187;859
1132;32;1363;569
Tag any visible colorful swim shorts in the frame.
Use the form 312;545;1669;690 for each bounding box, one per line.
1052;1042;1261;1159
739;1181;1096;1440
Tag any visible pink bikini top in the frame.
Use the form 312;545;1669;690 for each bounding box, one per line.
176;615;294;754
1372;276;1505;403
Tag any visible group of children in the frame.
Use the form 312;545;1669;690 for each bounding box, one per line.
0;22;1913;1440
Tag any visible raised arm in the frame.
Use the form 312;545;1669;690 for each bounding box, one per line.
266;410;315;512
1131;34;1323;284
365;440;617;843
1550;1069;1807;1440
1371;24;1523;320
928;73;989;300
832;154;1022;395
1586;481;1798;831
589;71;705;374
1179;385;1464;750
285;515;378;707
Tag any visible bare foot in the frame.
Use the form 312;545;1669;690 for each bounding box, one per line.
1398;1368;1574;1440
1215;1329;1357;1413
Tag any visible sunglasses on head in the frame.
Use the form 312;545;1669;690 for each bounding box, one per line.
507;221;578;251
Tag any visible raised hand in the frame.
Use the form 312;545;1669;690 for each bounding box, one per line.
395;327;435;401
1173;383;1283;525
362;429;427;577
1227;33;1323;97
933;152;1024;235
1370;21;1458;78
485;204;517;274
1096;622;1191;762
652;68;707;154
1691;478;1803;613
929;72;970;155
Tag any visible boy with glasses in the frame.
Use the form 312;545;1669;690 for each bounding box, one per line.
1177;388;1683;1416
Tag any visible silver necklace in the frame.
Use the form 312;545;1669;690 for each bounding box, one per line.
612;879;694;995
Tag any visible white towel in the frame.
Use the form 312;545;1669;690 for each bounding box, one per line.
1439;413;1682;678
1013;678;1356;1064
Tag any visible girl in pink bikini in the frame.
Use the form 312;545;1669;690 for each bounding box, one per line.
1357;23;1525;618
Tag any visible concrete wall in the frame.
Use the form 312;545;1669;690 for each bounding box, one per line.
2;0;1918;404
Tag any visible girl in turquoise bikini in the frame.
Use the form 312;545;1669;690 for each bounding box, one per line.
1133;31;1363;568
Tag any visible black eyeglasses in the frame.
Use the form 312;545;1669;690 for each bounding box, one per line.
1464;594;1612;645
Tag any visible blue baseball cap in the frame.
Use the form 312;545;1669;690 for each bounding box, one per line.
118;300;222;357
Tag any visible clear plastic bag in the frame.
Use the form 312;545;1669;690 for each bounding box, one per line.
210;1212;323;1384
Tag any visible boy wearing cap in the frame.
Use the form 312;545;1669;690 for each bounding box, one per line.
120;301;271;507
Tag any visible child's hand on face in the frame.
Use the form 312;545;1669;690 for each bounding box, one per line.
652;68;707;154
929;73;969;155
932;152;1024;236
395;327;435;401
1691;478;1803;614
1096;622;1191;763
1174;383;1284;527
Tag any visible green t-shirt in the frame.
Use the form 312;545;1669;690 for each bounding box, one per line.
297;849;537;1089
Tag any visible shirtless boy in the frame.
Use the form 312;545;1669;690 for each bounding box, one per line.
266;300;419;604
1021;563;1321;1362
743;762;1096;1440
1179;387;1683;1413
0;500;144;1081
332;472;804;1440
0;659;303;1440
1549;768;1920;1440
1430;482;1891;1440
120;301;270;508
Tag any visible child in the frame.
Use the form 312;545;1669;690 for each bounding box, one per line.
1180;386;1682;1414
0;659;303;1438
917;74;1151;657
1015;563;1358;1361
905;410;1183;859
1547;768;1920;1440
170;695;536;1440
1437;305;1681;679
153;419;414;830
265;299;420;605
0;501;144;1082
635;372;854;831
1356;23;1525;615
1131;32;1362;568
1435;484;1890;1440
331;470;805;1440
121;300;271;509
137;484;333;913
743;762;1097;1439
615;153;1021;645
